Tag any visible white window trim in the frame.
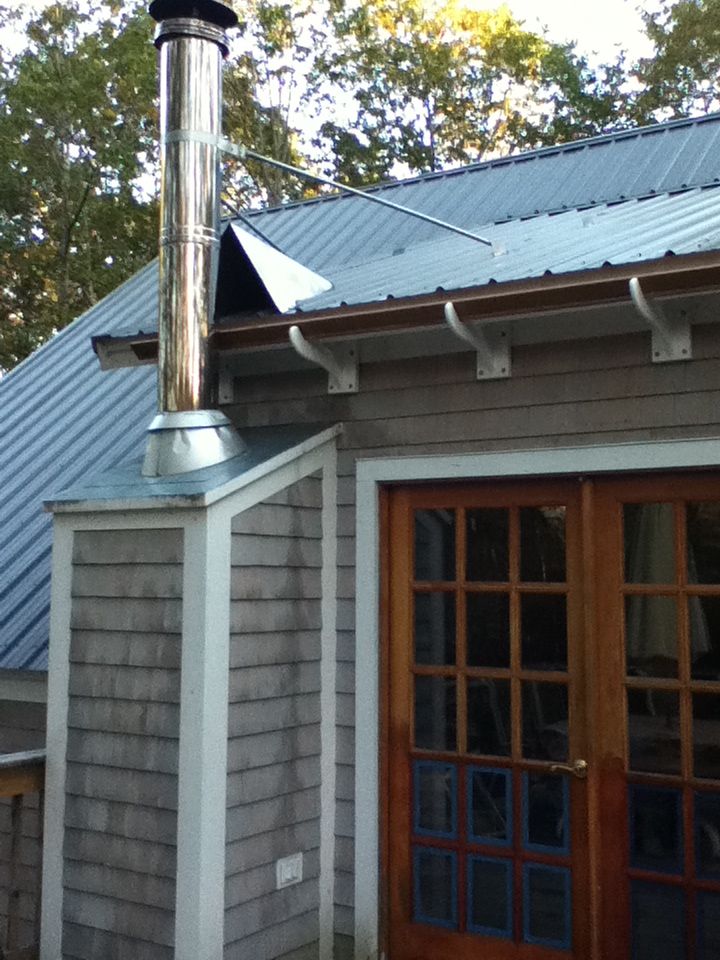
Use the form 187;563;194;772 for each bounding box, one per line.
354;436;720;960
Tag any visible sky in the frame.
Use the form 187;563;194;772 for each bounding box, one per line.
495;0;657;60
2;0;659;62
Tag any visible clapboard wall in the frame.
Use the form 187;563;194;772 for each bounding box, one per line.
224;321;720;952
225;477;323;960
62;528;183;960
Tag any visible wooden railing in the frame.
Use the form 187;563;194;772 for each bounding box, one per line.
0;750;45;960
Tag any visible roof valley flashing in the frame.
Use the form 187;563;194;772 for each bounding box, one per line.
143;0;245;477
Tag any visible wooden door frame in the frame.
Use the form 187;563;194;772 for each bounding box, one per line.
355;438;720;960
382;480;593;960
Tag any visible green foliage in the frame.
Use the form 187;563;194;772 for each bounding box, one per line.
0;0;158;372
223;0;322;208
312;0;626;183
631;0;720;119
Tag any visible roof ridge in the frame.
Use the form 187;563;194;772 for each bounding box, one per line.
249;112;720;219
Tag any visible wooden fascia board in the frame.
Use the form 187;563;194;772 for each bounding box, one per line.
122;251;720;362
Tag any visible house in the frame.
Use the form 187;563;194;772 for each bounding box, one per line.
3;4;720;959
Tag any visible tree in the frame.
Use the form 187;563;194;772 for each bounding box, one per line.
0;0;313;372
311;0;628;184
630;0;720;120
0;1;159;372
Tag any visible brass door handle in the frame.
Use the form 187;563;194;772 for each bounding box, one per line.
549;759;588;779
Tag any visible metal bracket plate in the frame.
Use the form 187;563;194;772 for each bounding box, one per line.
289;325;358;393
630;277;692;364
444;302;511;380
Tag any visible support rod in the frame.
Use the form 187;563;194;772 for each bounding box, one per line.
167;130;494;247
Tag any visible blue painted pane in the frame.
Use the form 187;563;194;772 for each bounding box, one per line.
414;762;456;838
627;688;681;776
522;681;568;762
631;882;684;960
414;509;455;581
520;506;566;583
414;593;455;665
525;773;569;852
413;848;457;928
467;593;509;668
467;679;510;757
696;792;720;878
630;786;682;875
466;509;508;581
415;676;456;752
468;856;511;937
524;864;571;949
521;593;567;671
468;768;511;845
693;693;720;780
625;595;678;678
698;890;720;960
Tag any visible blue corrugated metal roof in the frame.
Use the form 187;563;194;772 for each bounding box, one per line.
3;113;720;671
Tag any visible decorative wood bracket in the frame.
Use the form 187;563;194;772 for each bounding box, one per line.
629;277;691;363
289;325;358;393
444;302;510;380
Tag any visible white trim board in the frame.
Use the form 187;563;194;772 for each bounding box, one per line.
353;435;720;960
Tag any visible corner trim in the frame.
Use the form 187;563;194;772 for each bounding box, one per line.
39;519;74;960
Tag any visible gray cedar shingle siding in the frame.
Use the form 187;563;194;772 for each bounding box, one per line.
222;320;720;946
225;477;323;960
62;527;182;959
0;699;45;949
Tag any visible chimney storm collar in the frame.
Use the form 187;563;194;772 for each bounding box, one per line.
149;0;239;30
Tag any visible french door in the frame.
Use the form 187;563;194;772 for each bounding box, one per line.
385;475;720;960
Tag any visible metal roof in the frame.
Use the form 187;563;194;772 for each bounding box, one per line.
3;113;720;671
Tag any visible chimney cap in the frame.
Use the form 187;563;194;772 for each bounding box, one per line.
149;0;238;29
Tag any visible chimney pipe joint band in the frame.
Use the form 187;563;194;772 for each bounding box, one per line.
154;17;230;55
160;225;220;247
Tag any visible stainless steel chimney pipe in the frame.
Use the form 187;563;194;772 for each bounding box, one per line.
143;0;244;477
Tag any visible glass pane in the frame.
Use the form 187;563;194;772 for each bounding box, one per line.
414;593;455;665
522;682;568;762
521;594;568;671
627;689;680;775
693;693;720;779
624;503;676;584
631;882;684;960
467;593;509;668
691;595;720;681
695;792;720;879
524;773;569;852
415;677;456;752
468;767;511;845
698;890;720;960
414;762;457;838
688;502;720;584
466;509;509;582
523;865;571;949
629;786;682;875
413;848;457;928
520;506;566;582
625;596;678;678
467;679;510;757
414;509;455;581
468;856;511;937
